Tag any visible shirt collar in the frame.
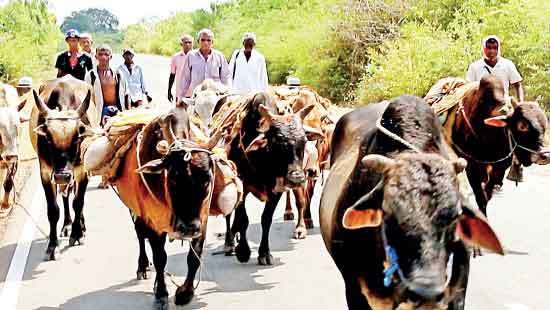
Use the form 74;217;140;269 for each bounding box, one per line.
67;51;82;57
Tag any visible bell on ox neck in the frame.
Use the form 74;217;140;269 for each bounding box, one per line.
506;156;523;185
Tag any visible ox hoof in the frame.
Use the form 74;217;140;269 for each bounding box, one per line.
69;236;85;247
224;244;235;256
235;241;251;263
1;202;10;210
44;246;59;261
473;247;483;258
60;225;71;237
136;270;149;280
305;219;314;229
283;212;295;221
293;226;307;240
153;296;169;310
175;286;194;306
257;253;274;266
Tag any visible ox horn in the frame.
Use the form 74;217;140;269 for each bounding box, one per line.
77;90;91;117
159;113;177;145
511;97;519;109
33;89;50;116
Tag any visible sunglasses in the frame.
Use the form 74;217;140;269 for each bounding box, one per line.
200;38;212;42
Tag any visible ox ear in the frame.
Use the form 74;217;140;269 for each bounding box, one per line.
34;124;47;136
361;154;396;174
456;207;504;255
342;207;383;230
78;123;95;138
136;159;165;174
303;124;324;141
453;158;467;174
245;134;268;153
484;115;509;128
296;104;315;121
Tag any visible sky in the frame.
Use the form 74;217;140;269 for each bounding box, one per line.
47;0;221;27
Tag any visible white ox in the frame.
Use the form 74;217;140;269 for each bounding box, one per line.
0;83;28;209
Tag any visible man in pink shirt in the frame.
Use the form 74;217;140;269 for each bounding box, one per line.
178;29;230;99
168;34;193;102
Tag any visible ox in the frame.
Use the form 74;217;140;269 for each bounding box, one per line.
320;96;504;309
30;76;94;260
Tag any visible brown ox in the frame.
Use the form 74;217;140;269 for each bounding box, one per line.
0;83;28;210
113;105;232;308
30;75;95;260
425;75;549;215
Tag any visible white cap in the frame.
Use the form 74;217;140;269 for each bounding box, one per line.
17;76;32;87
242;32;256;44
286;76;301;86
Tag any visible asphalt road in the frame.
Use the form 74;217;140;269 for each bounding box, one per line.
0;54;548;310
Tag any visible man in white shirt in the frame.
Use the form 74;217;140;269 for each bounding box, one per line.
466;35;524;102
79;32;95;66
229;32;269;95
117;48;151;107
168;34;193;102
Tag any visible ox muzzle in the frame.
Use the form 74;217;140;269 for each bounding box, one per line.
52;169;73;185
169;218;201;241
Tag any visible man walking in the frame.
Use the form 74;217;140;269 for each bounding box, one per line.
117;48;151;107
229;32;268;94
84;44;128;128
79;32;95;66
55;29;93;80
168;34;193;102
179;29;230;99
466;35;524;102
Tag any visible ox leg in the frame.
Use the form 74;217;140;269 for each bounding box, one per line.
42;178;60;261
304;178;315;229
344;277;372;310
232;199;251;263
60;192;72;237
175;216;208;305
293;187;308;240
284;190;294;221
258;192;282;266
69;177;88;246
134;217;151;280
149;232;168;309
466;164;488;216
447;243;470;310
224;214;235;255
1;162;16;210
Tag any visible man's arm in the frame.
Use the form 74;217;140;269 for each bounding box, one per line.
259;56;269;91
179;57;191;99
168;73;175;102
511;81;525;102
55;54;64;78
466;63;476;82
219;53;231;87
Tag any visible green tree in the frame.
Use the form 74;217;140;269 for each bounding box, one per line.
61;8;119;33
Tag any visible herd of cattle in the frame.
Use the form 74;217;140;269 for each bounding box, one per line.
0;73;548;309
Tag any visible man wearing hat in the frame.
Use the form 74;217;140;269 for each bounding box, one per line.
228;32;268;95
117;48;151;107
55;29;93;80
168;34;193;103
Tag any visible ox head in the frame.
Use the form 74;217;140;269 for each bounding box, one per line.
343;153;503;305
33;89;93;185
0;84;28;165
245;92;316;189
181;79;229;130
485;101;549;166
138;114;213;240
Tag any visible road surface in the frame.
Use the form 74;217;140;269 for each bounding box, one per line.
0;54;547;310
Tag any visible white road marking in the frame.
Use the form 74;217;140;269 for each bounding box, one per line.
0;186;44;310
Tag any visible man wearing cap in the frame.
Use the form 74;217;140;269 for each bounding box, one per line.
168;34;193;103
179;29;230;99
79;32;95;66
466;35;525;102
117;48;151;107
229;32;268;95
55;29;93;80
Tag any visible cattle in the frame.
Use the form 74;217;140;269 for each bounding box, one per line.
112;105;229;308
29;76;95;260
180;79;230;133
0;83;29;210
320;96;504;309
426;75;549;215
222;91;315;265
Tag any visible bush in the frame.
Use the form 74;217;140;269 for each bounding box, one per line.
358;0;550;107
0;0;61;83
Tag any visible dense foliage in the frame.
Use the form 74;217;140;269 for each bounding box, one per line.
61;8;119;33
0;0;61;83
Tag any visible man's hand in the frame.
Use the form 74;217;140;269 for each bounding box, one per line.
167;91;173;102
